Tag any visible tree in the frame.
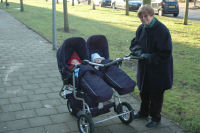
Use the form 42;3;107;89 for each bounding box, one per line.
194;0;197;7
57;0;59;4
92;0;95;10
72;0;74;6
63;0;69;32
88;0;91;5
125;0;129;15
20;0;24;12
143;0;151;5
183;0;189;25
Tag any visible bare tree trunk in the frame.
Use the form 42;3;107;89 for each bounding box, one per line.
20;0;24;12
143;0;151;5
63;0;69;32
92;0;95;10
88;0;91;5
125;0;129;15
183;0;189;25
72;0;74;6
194;0;197;7
57;0;59;4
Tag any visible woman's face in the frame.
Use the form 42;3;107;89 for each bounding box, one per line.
139;13;154;26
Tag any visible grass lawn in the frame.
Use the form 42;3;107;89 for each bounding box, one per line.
2;0;200;132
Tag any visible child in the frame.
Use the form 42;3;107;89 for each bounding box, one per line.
67;51;81;77
91;53;105;70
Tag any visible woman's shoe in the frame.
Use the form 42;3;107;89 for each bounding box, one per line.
145;120;160;128
133;112;148;119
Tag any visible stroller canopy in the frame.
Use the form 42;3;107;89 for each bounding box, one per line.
87;35;109;60
57;37;88;80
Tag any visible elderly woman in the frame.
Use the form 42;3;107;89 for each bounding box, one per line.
130;5;173;128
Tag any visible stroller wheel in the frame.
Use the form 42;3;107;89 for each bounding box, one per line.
78;114;94;133
117;102;134;124
67;100;76;115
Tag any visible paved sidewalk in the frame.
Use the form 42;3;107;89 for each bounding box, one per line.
0;9;188;133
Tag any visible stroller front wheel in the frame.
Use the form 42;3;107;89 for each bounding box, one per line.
117;102;134;124
67;100;77;116
78;114;94;133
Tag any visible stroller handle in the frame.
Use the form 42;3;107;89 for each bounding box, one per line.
82;60;105;67
82;54;142;68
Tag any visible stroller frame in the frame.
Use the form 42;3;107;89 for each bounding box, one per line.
59;54;141;133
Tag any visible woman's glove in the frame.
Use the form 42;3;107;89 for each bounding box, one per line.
140;53;152;63
130;45;143;56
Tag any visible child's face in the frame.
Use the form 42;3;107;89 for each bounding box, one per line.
71;59;80;65
94;58;102;63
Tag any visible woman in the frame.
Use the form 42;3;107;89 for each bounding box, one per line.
130;5;173;128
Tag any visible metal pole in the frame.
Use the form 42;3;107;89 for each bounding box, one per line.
52;0;57;50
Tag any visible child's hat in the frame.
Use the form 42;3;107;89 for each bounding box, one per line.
91;53;104;62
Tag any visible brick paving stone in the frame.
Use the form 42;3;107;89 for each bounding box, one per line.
22;84;40;90
11;127;45;133
29;116;52;127
16;89;35;96
142;127;173;133
94;126;112;133
34;88;53;94
108;124;137;133
27;94;48;101
21;101;43;110
46;92;60;99
0;98;10;105
36;107;58;116
129;119;150;132
1;103;23;112
9;96;29;104
15;109;37;119
55;105;69;113
6;119;30;131
0;122;9;132
50;113;74;123
0;112;16;122
67;121;79;132
41;99;62;107
45;123;71;133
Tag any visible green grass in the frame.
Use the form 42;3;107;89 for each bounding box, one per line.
2;0;200;132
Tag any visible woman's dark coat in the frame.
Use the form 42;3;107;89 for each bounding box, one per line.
130;19;173;92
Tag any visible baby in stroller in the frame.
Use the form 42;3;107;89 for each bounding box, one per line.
57;37;136;133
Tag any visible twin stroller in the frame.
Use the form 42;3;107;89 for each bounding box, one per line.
57;35;137;133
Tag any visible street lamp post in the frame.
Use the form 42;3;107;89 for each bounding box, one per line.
52;0;57;50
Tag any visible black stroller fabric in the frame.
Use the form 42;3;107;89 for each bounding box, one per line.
87;35;109;60
57;37;89;81
79;64;113;102
87;35;136;95
102;63;136;95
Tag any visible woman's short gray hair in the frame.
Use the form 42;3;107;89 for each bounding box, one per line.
137;5;154;17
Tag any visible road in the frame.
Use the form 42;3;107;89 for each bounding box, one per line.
154;2;200;21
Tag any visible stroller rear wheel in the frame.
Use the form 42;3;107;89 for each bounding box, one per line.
117;102;134;124
78;113;94;133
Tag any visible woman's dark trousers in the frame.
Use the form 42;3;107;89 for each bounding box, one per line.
139;91;164;122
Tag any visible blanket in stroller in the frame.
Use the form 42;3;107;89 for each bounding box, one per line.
101;60;136;95
79;64;114;102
